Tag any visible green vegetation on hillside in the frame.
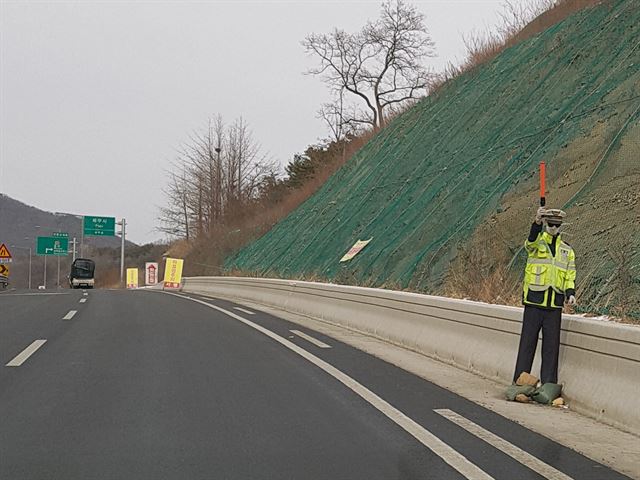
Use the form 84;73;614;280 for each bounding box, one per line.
227;0;640;319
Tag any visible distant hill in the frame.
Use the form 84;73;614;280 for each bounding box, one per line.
0;193;135;252
0;194;155;289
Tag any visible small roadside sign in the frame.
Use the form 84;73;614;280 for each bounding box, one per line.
0;264;9;276
84;216;116;236
163;258;184;289
0;243;12;264
340;238;372;262
126;268;139;289
145;262;158;286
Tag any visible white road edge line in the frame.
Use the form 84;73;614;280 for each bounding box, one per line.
164;292;494;480
6;340;47;367
290;329;331;349
63;310;77;320
79;298;87;303
434;409;574;480
0;292;69;296
233;307;255;315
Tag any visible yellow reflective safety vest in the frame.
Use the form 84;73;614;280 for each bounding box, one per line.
523;231;576;309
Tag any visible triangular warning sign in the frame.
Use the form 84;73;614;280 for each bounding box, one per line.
0;243;12;259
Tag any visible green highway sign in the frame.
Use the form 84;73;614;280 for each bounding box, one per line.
37;236;68;256
84;216;116;236
52;232;69;238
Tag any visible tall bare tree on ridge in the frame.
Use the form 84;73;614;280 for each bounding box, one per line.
303;0;435;132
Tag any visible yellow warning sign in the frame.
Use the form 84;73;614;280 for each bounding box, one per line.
340;238;372;262
0;264;9;276
163;258;184;289
0;243;12;264
126;268;139;289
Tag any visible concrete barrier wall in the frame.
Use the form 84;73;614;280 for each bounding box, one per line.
181;276;640;435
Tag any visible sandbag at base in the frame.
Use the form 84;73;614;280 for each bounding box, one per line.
532;383;563;405
505;384;536;401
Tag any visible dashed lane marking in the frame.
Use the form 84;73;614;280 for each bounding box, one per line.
434;409;574;480
62;310;77;320
233;307;255;315
79;298;87;303
290;329;332;349
165;292;495;480
6;340;47;367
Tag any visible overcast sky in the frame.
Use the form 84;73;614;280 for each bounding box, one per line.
0;0;527;244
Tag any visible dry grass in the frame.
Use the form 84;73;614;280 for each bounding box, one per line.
97;267;121;289
442;239;522;306
605;239;638;322
431;0;605;93
165;239;191;259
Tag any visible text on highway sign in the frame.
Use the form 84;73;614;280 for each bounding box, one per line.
36;237;68;256
145;262;158;286
127;268;139;289
163;258;183;289
83;216;116;236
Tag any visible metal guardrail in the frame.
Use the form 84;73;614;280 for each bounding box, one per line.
181;276;640;435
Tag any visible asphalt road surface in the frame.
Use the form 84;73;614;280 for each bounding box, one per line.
0;289;632;480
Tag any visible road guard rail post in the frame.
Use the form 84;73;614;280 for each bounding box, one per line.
181;276;640;436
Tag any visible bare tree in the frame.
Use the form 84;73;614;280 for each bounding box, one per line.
225;117;275;206
303;0;435;131
318;97;346;145
159;115;278;240
158;169;191;240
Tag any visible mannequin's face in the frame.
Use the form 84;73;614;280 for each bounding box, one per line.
545;222;562;236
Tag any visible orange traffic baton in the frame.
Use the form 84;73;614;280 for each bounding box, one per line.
539;161;546;207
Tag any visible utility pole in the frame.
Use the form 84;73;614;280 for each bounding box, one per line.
70;237;77;262
80;216;84;258
118;218;126;288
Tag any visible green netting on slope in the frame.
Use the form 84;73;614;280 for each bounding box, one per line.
227;0;640;311
560;117;640;319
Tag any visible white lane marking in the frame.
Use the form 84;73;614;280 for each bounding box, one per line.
0;292;69;296
290;329;331;349
62;310;77;320
165;292;494;480
434;409;574;480
233;307;255;315
79;298;87;303
83;292;88;296
6;340;47;367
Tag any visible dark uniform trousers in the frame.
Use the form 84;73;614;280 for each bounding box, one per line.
513;305;562;384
